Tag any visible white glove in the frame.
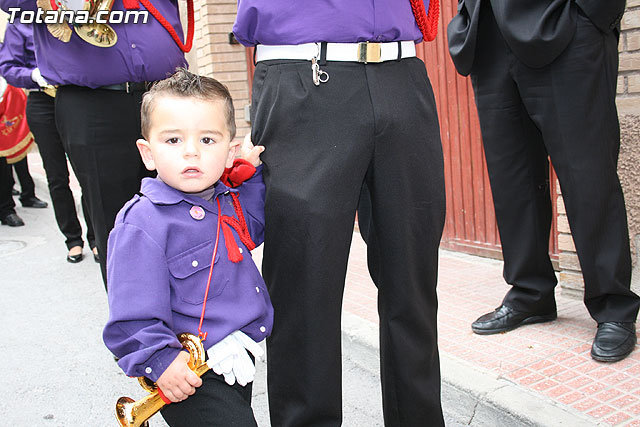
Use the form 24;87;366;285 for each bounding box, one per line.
31;68;49;88
206;330;263;386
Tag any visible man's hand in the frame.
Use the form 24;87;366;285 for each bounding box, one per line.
238;134;265;167
156;351;202;403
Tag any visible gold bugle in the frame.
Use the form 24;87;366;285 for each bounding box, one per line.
74;0;118;47
115;333;210;427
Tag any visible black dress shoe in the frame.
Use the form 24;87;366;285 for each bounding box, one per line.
0;212;25;227
92;250;100;263
591;322;636;362
11;188;19;196
20;196;48;208
67;253;84;263
471;304;557;335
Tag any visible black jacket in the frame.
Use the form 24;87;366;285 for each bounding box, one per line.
447;0;626;75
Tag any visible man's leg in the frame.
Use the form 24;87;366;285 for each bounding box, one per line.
470;3;558;326
12;156;47;208
252;60;374;426
358;58;446;426
516;11;640;326
0;156;22;225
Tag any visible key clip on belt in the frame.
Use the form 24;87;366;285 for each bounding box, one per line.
357;42;382;64
311;57;329;86
312;43;330;87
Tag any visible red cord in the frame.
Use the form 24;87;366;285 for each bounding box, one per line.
157;387;173;405
223;193;256;251
138;0;194;52
411;0;440;42
197;198;222;342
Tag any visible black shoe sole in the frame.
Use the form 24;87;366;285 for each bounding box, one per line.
590;349;634;363
472;313;558;335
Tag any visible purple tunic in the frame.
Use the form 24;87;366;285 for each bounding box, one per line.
0;0;186;87
233;0;426;46
0;22;39;89
103;169;273;382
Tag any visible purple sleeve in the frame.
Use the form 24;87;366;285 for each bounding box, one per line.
0;23;39;89
236;165;265;246
103;222;182;382
0;0;37;14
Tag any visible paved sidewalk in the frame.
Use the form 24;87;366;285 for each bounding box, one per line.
341;235;640;426
14;154;640;426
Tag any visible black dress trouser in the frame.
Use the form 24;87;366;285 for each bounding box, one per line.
26;91;95;250
11;156;35;200
252;57;446;426
470;3;640;322
0;156;15;217
54;86;150;287
0;154;34;218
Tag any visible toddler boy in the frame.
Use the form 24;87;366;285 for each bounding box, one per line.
103;68;272;426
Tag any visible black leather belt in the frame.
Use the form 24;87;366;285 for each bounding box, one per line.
99;81;152;93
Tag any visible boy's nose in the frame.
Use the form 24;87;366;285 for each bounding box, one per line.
183;139;199;156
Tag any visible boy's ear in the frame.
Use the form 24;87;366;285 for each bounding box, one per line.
136;139;156;171
225;138;240;168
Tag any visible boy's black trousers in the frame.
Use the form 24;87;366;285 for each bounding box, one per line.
160;370;257;426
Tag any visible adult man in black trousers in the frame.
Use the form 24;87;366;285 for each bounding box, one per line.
448;0;640;362
235;1;446;425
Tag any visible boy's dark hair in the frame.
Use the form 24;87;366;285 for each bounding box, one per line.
141;68;236;140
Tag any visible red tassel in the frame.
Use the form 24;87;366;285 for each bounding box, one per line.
122;0;140;9
222;223;243;263
410;0;440;42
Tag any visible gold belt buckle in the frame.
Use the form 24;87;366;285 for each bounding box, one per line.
357;42;382;63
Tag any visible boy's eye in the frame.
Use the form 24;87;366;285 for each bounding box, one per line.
201;137;216;145
166;137;180;144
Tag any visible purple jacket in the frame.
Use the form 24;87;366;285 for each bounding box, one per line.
0;22;38;89
103;168;273;382
0;0;186;87
233;0;425;46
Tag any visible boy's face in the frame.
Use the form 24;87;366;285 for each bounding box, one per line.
136;95;238;194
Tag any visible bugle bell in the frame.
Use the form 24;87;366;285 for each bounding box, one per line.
115;333;210;427
74;0;118;47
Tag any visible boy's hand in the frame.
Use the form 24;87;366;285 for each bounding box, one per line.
156;351;202;403
238;134;265;167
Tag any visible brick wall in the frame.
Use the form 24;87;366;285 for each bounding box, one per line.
619;0;640;113
559;2;640;296
190;0;251;142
